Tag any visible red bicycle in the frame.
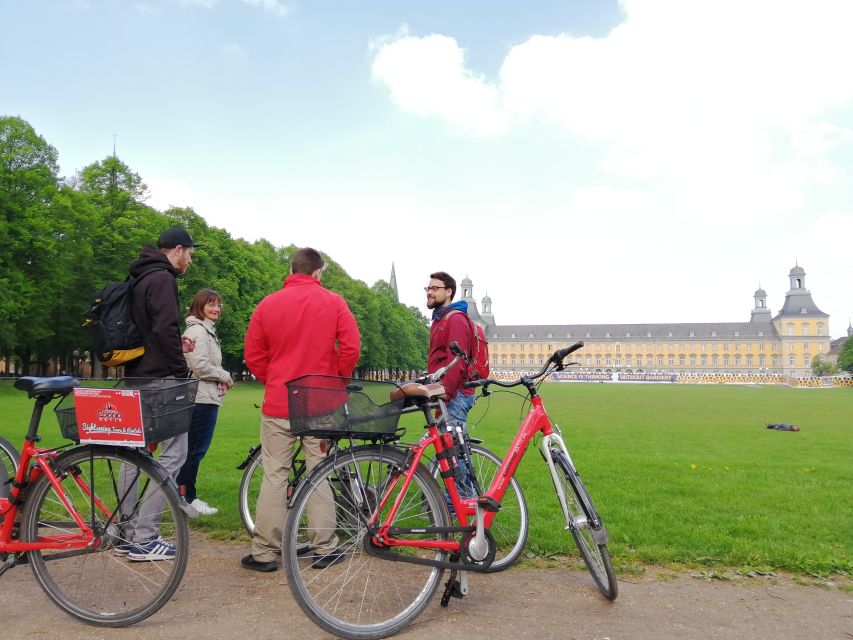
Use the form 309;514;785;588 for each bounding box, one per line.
0;376;189;627
281;341;617;639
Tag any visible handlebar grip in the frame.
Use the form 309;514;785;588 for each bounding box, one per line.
553;341;584;361
462;380;486;389
449;341;465;357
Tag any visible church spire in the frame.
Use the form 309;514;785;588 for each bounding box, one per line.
389;262;399;303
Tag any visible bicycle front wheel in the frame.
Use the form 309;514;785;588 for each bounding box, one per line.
431;443;529;572
21;445;189;626
237;445;262;535
283;445;450;640
551;449;617;600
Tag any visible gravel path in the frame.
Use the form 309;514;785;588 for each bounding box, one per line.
3;534;850;639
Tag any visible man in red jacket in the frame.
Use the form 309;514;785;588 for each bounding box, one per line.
241;247;360;572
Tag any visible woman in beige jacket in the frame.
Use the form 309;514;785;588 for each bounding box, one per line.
177;289;234;515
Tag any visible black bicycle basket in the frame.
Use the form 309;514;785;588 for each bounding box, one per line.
286;375;404;438
54;378;199;443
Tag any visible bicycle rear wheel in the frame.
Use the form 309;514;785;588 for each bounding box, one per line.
283;445;449;640
551;449;617;600
21;445;189;626
430;443;529;572
0;436;19;500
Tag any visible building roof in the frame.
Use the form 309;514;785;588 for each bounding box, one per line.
487;322;778;341
774;291;829;318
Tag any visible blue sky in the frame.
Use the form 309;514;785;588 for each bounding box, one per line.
2;0;852;337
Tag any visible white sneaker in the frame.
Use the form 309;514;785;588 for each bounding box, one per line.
190;498;219;516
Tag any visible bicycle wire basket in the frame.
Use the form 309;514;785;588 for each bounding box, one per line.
286;375;405;439
54;378;199;443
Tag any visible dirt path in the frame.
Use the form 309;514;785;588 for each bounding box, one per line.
2;534;850;640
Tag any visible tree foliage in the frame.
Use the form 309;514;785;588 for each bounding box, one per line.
837;338;853;374
810;355;839;377
0;116;427;376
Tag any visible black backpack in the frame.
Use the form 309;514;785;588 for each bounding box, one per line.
85;267;164;367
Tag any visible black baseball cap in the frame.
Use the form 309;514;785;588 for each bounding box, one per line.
157;227;203;249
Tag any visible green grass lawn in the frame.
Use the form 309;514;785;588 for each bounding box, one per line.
2;379;850;577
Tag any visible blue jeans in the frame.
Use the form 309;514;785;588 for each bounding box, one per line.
177;403;219;503
446;393;476;500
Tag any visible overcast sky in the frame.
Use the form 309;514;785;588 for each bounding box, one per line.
3;0;851;337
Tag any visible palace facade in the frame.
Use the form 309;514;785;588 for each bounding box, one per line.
455;265;832;378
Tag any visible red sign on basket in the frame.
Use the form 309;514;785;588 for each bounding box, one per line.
73;387;145;446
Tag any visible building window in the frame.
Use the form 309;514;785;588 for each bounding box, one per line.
690;354;696;367
801;323;809;336
492;355;498;365
711;331;717;337
789;355;796;366
606;356;612;366
817;324;824;336
679;355;685;367
657;355;664;366
787;324;794;336
528;354;534;365
758;331;763;337
647;355;653;366
804;354;811;367
615;344;621;353
501;355;507;365
646;331;652;338
712;355;718;367
747;355;753;366
735;354;742;367
734;331;739;337
723;355;730;366
605;332;611;338
626;332;631;338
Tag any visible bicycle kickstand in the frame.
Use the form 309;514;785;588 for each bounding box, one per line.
440;562;469;607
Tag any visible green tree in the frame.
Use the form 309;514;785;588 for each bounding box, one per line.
810;355;839;377
837;338;853;374
0;116;62;372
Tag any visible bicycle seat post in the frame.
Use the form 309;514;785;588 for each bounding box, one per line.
25;396;50;443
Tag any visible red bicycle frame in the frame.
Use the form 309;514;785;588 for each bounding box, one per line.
373;396;553;552
0;439;107;553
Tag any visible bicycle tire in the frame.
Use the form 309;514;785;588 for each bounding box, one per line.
283;445;449;640
237;446;262;535
551;449;617;600
0;435;19;501
430;443;529;572
21;445;190;626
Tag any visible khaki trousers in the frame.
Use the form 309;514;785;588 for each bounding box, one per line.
251;415;338;562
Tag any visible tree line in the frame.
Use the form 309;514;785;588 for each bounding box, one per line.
0;116;429;377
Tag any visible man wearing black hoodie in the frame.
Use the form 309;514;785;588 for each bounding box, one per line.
119;227;200;561
126;227;197;379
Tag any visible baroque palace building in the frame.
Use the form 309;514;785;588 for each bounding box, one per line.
454;265;831;378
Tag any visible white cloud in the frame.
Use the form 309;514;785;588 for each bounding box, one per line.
242;0;289;18
180;0;217;7
371;32;510;137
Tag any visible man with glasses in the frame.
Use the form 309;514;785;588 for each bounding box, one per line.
241;247;360;572
425;271;476;447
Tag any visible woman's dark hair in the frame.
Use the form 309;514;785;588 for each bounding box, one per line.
188;288;222;320
429;271;456;300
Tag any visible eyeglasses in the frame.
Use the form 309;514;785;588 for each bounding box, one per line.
205;302;223;308
424;286;449;293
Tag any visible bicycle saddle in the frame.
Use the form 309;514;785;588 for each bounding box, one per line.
390;383;446;405
14;376;80;397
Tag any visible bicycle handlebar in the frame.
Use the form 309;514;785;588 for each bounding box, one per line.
414;341;464;385
461;340;585;390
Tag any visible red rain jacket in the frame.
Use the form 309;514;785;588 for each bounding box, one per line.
244;274;360;418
